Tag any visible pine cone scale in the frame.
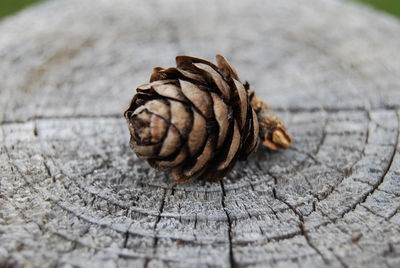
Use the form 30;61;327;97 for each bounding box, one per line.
192;63;231;100
217;120;241;171
158;124;182;157
177;68;206;84
216;54;239;81
142;100;170;121
131;142;159;158
233;79;249;130
169;100;192;137
157;146;188;168
130;109;152;142
152;82;186;102
187;110;207;156
210;92;230;148
176;55;219;73
249;109;260;152
180;80;213;119
183;137;214;177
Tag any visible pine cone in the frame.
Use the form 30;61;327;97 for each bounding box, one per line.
124;54;291;184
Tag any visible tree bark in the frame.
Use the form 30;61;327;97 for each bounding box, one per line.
1;0;400;267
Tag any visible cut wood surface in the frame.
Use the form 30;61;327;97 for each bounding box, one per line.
1;0;400;267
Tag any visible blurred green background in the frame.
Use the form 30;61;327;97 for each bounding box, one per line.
0;0;43;19
0;0;399;20
353;0;400;17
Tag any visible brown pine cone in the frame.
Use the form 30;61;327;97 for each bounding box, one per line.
124;54;291;184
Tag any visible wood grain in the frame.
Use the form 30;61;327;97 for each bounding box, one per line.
1;0;400;267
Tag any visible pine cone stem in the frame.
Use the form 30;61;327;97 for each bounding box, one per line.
251;96;292;150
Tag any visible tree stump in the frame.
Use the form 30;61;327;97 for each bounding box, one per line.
1;0;400;267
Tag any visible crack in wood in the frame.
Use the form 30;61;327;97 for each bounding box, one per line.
330;248;349;268
288;147;329;169
354;178;400;199
338;112;399;220
220;180;236;268
314;111;328;157
310;111;371;204
272;188;330;264
54;230;208;264
153;188;167;254
387;205;400;221
123;221;134;248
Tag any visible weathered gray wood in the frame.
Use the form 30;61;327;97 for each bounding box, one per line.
1;0;400;267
